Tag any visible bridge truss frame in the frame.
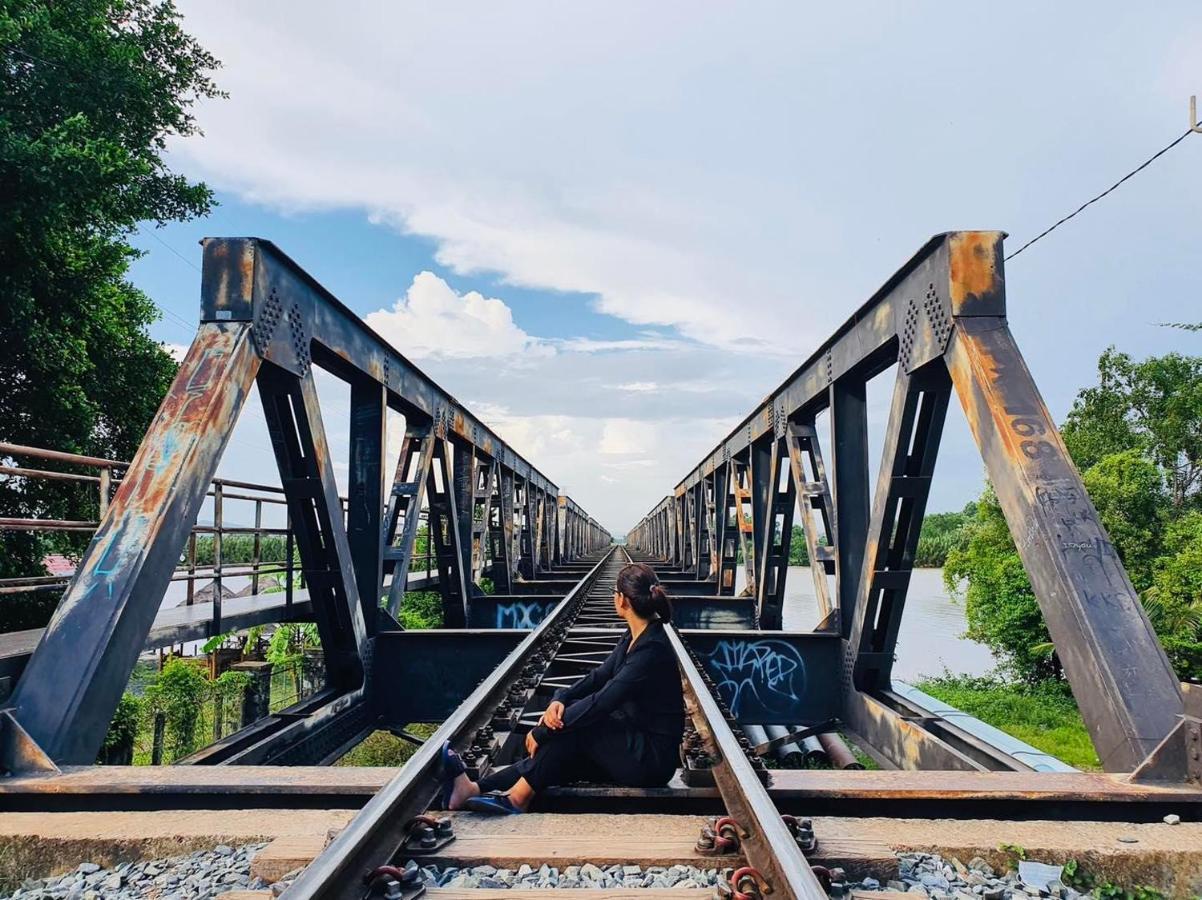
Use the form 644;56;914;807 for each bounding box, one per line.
628;231;1194;779
2;237;609;769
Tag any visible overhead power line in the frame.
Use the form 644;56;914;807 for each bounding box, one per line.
1006;116;1201;261
143;232;202;335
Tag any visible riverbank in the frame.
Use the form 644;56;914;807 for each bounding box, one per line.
915;674;1100;770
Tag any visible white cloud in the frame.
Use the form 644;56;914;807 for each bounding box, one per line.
556;336;690;354
610;379;723;394
160;2;1201;526
163;342;189;362
168;1;1199;356
473;404;734;530
365;271;546;360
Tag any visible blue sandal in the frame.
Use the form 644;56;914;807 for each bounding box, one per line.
465;791;523;816
438;741;467;809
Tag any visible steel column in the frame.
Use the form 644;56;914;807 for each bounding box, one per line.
785;423;838;626
7;324;261;764
259;365;369;688
829;377;870;639
426;438;470;627
348;380;387;630
381;422;435;619
846;363;950;692
947;317;1182;771
755;433;797;629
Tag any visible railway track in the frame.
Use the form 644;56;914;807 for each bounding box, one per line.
281;546;829;900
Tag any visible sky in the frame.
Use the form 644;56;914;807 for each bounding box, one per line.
130;2;1202;535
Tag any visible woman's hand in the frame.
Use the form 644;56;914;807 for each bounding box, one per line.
525;730;539;757
540;700;565;730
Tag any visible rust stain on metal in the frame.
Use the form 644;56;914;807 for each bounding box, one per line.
948;232;1003;313
946;333;992;454
948;329;1057;471
311;425;328;471
62;326;258;617
237;242;255;291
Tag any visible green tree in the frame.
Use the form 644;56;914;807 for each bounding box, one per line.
0;0;222;626
98;691;140;764
266;623;320;665
1062;349;1202;508
1143;511;1202;678
944;488;1056;683
1079;450;1165;590
914;504;975;568
142;656;209;760
949;348;1202;682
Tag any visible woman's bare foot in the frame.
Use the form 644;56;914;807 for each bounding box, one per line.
507;777;535;811
447;772;481;810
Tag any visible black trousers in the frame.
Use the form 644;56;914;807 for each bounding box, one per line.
478;720;678;794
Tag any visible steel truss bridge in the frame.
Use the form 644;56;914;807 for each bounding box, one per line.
1;231;1199;900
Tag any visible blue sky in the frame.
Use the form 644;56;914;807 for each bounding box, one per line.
131;197;641;347
127;2;1202;533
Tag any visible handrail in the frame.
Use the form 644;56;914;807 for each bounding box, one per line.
0;441;441;631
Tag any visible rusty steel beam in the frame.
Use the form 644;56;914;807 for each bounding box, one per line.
258;365;370;688
828;377;870;639
7;324;262;764
846;362;950;694
630;230;1184;775
946;316;1182;771
381;422;436;619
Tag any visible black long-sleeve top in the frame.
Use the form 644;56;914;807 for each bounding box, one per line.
529;620;684;743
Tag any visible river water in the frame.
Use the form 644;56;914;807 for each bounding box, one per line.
739;566;995;681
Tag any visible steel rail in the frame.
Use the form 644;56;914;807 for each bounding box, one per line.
668;625;828;899
283;546;619;900
616;546;827;899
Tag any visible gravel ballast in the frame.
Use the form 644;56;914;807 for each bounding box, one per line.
1;843;266;900
0;845;1144;898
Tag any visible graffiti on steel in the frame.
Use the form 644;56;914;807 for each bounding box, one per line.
496;601;553;629
703;639;806;719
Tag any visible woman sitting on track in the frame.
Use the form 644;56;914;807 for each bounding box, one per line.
439;562;685;815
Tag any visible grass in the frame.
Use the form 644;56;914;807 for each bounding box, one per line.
914;674;1101;770
840;733;881;770
335;723;439;767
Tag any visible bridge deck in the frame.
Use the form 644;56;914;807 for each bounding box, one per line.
3;765;1199;820
0;590;314;685
0;569;454;687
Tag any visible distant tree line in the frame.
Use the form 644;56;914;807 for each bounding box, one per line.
785;506;973;569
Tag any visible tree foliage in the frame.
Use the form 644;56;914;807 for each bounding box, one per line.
948;347;1202;682
399;591;444;629
1061;348;1202;508
944;488;1057;683
0;0;222;626
914;505;975;568
141;656;208;760
98;691;140;764
786;506;972;569
266;622;321;665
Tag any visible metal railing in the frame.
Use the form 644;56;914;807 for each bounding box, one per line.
0;442;439;635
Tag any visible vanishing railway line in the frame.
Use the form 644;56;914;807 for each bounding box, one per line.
287;546;828;900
